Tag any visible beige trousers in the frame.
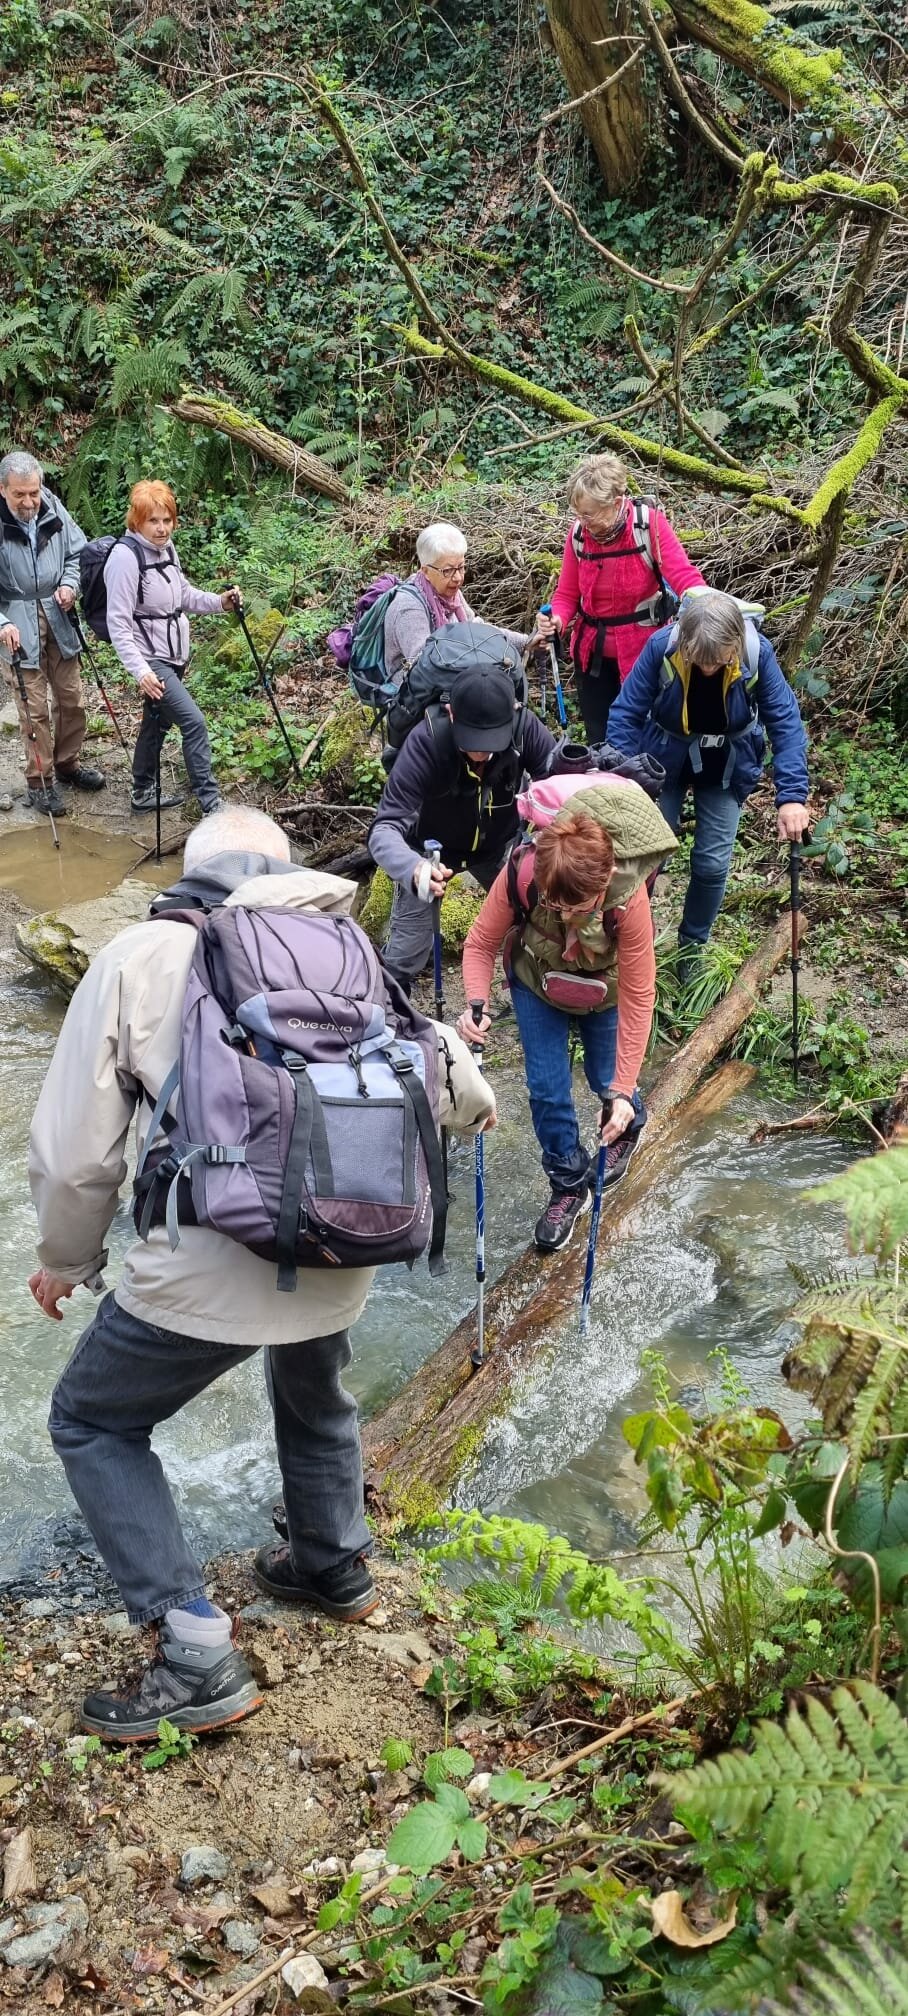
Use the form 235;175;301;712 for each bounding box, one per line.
7;607;86;785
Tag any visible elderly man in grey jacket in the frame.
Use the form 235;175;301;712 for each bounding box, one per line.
0;450;105;814
28;805;495;1743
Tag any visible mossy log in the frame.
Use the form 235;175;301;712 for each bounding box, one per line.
363;910;802;1510
169;392;350;504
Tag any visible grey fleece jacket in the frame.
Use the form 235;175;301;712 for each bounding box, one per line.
0;487;85;667
384;573;529;682
104;532;224;683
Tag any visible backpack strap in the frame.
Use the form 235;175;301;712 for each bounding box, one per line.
506;842;538;929
275;1055;318;1293
387;1045;448;1277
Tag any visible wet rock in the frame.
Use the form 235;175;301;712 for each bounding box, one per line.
181;1846;230;1887
281;1951;331;1999
224;1918;260;1957
1;1897;89;1970
15;880;160;996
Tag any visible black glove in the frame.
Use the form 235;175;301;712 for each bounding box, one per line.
588;742;666;801
545;737;594;777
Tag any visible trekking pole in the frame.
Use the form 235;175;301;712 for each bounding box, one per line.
469;1000;486;1372
70;615;130;754
152;701;162;864
425;838;450;1197
579;1099;611;1338
790;838;802;1085
10;648;60;848
230;596;304;785
540;605;568;730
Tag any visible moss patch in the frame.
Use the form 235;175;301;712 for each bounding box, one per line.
319;693;374;788
212;605;285;675
359;868;483;953
360;866;394;943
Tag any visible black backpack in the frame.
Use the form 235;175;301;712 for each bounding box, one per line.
79;533;178;642
383;620;528;767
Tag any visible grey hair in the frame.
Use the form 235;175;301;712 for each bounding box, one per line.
416;522;467;568
0;450;43;486
183;805;291;871
566;453;627;512
676;591;746;666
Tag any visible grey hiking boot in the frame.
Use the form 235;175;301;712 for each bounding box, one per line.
131;784;184;812
81;1620;263;1743
26;782;66;816
254;1543;378;1622
534;1186;591;1252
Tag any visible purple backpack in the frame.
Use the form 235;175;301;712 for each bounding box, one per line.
133;907;447;1287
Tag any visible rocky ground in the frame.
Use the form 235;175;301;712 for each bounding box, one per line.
0;1549;465;2014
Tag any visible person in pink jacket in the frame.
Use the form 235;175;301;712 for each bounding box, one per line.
536;454;706;745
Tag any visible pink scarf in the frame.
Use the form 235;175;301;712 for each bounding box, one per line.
411;570;469;631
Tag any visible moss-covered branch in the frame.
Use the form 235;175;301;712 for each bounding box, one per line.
801;395;906;528
168;392;350;502
400;326;808;520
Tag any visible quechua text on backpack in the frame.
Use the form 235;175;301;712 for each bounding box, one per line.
79;533;179;644
133;908;448;1288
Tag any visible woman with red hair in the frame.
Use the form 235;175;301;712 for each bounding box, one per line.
457;784;675;1251
104;481;240;814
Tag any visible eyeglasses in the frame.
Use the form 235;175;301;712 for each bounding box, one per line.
544;892;605;919
428;561;467;580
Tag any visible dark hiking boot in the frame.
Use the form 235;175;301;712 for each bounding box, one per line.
81;1620;262;1743
534;1186;591;1253
57;764;106;791
131;784;184;812
601;1111;646;1191
254;1543;378;1621
26;783;66;816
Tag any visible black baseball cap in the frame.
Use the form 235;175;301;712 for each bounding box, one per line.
449;667;518;753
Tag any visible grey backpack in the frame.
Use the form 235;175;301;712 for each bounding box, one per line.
133;907;447;1288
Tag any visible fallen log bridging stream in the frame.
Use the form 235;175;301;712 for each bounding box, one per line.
364;908;802;1516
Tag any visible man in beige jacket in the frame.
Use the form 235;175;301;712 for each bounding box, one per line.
28;805;495;1742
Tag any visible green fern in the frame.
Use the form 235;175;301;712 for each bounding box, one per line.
429;1510;688;1675
663;1681;908;1929
786;1278;908;1480
809;1147;908;1262
765;1929;908;2015
163;267;248;339
110;340;189;410
206;350;269;407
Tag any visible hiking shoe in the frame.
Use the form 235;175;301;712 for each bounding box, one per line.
81;1620;263;1743
57;763;106;791
131;784;184;812
601;1114;646;1190
254;1543;378;1621
26;783;66;816
534;1186;591;1252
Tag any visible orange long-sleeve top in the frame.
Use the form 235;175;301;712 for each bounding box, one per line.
462;870;655;1099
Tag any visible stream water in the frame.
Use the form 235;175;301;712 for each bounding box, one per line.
0;944;854;1588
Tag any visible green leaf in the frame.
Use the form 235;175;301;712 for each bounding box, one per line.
622;1405;692;1454
456;1817;488;1862
434;1781;471;1820
423;1746;474;1790
487;1768;553;1809
387;1801;459;1873
753;1487;788;1536
524;1954;606;2014
808;1146;908;1260
499;1884;536;1930
380;1738;413;1771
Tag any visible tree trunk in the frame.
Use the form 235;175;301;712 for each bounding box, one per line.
169;393;350;504
364;910;803;1511
546;0;648;194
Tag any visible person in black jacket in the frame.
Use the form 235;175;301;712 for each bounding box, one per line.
368;664;558;991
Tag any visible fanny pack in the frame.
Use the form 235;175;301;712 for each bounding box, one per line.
540;970;611;1011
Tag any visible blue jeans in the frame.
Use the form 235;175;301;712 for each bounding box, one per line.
659;779;742;946
510;978;644;1195
48;1295;370;1625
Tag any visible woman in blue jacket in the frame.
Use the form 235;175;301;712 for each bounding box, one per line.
607;589;809;958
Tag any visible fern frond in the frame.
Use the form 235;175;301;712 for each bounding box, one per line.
809;1147;908;1261
207;350;269;406
787;1277;908;1486
135;220;212;267
0;308;39;340
663;1682;908;1924
109;339;189;410
163;267;247;338
765;1929;908;2016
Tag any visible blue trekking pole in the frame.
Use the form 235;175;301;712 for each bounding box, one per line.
469;1000;486;1371
579;1099;611;1337
425;839;451;1196
540;605;568;730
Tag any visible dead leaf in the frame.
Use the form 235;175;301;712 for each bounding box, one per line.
76;1962;107;1993
408;1663;434;1689
0;1776;19;1800
132;1944;171;1976
248;1882;295;1916
43;1973;66;2007
3;1827;37;1902
649;1889;738;1948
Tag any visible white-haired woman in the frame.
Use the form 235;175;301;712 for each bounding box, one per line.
384;521;529;682
608;589;809;962
536;454;706;745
